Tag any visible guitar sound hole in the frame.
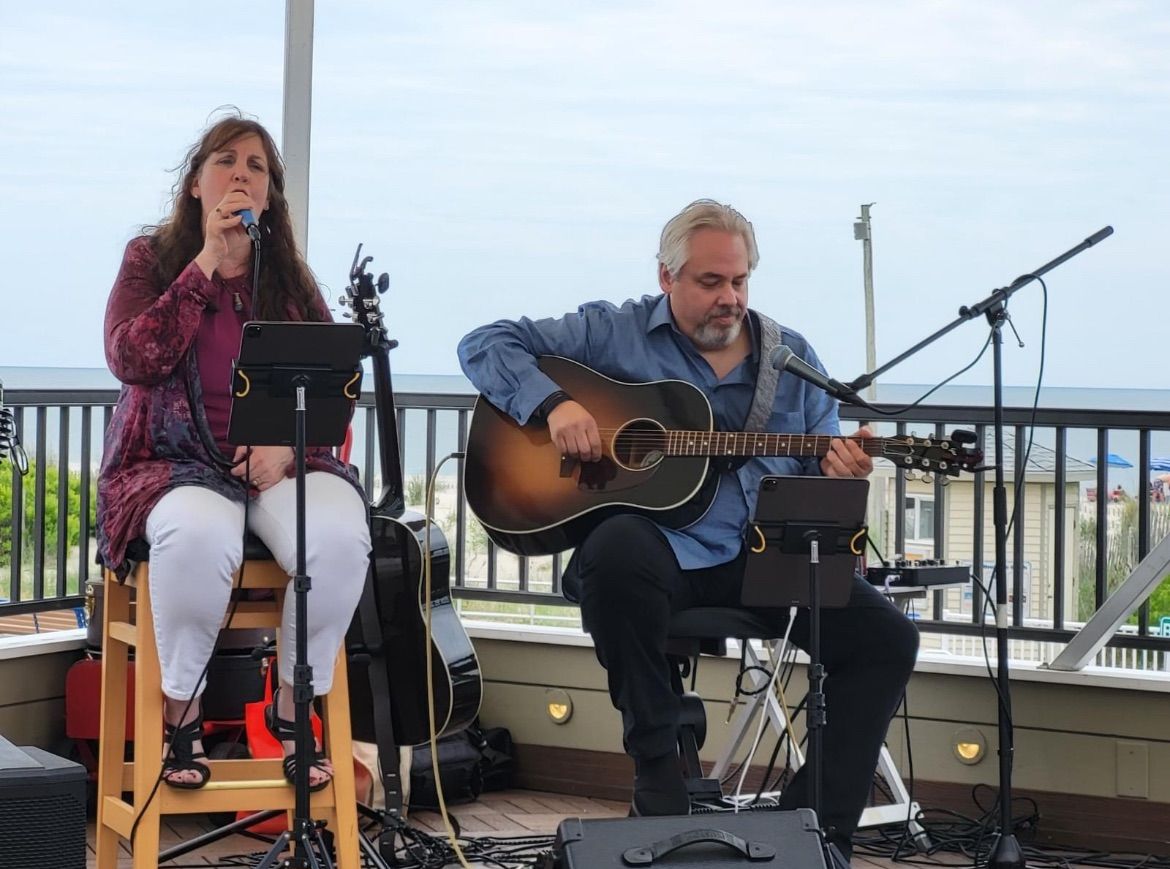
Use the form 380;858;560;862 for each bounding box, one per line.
612;420;667;472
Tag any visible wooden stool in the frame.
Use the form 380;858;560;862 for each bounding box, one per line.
94;552;360;869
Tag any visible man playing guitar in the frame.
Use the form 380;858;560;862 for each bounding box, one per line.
457;199;919;860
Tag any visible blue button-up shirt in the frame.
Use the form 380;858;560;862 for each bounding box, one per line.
457;294;841;569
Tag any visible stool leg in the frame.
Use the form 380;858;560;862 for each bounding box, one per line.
96;570;131;869
132;570;164;869
322;648;360;869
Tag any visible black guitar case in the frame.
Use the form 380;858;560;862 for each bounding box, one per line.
549;810;828;869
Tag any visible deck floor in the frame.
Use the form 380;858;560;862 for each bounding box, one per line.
84;788;932;868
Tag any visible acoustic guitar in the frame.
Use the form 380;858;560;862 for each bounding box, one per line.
343;249;481;748
465;356;982;556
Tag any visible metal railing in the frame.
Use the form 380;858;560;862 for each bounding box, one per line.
4;386;1170;666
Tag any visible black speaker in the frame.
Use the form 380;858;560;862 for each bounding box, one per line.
0;737;86;869
550;809;829;869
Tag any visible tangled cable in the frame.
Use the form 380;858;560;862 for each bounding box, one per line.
0;387;28;475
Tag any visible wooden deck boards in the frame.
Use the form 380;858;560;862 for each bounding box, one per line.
83;788;938;868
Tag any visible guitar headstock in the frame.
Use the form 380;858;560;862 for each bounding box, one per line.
881;429;983;478
340;243;397;356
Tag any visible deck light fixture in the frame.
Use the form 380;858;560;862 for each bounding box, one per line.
953;727;986;764
545;688;573;724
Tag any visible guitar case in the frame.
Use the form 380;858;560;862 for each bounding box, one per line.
548;810;829;869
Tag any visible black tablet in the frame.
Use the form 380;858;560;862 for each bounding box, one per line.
227;321;364;448
741;475;869;609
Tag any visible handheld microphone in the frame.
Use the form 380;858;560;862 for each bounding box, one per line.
235;209;261;242
771;345;872;408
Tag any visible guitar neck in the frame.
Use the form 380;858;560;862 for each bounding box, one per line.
369;342;406;514
663;432;888;459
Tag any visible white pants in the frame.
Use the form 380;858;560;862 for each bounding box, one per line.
144;472;371;700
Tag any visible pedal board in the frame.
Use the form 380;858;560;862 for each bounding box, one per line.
865;560;970;589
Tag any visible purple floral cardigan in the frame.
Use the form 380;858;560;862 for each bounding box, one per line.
97;236;360;579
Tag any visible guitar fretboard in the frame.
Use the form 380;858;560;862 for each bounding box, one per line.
664;432;888;458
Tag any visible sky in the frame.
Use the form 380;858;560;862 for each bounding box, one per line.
1;1;1167;392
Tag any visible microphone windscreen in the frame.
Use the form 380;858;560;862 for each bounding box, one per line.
770;345;794;370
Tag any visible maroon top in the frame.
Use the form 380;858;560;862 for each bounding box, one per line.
97;236;360;578
195;273;253;453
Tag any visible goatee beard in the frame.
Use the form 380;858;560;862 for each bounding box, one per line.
693;317;742;351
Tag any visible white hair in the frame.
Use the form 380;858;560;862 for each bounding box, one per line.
656;199;760;279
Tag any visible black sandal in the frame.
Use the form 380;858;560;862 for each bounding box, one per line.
162;717;211;789
265;688;333;792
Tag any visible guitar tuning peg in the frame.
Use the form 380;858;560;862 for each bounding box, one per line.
904;470;918;482
939;476;951;488
376;273;390;294
337;295;351;306
921;472;934;484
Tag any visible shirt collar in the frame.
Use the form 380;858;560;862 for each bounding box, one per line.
645;293;675;334
646;295;762;363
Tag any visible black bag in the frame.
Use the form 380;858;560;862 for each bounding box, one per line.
409;721;513;809
478;723;514;793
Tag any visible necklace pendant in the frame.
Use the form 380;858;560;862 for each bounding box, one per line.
232;292;243;312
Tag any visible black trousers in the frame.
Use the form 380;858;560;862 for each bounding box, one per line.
562;514;919;853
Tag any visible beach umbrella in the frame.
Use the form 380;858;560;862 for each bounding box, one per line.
1149;457;1170;472
1089;453;1133;469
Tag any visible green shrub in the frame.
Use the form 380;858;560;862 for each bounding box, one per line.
0;460;97;564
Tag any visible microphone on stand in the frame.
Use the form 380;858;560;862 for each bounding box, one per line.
771;345;874;409
236;209;262;315
235;209;261;242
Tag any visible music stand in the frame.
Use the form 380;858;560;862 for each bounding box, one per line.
746;475;867;869
743;475;868;609
228;321;364;869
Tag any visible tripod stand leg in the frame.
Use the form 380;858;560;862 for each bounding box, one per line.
158;809;285;862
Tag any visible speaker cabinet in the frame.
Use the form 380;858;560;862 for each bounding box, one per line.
0;737;86;869
551;808;829;869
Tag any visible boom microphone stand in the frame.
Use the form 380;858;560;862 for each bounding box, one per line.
845;226;1113;868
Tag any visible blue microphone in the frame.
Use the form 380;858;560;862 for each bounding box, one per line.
235;209;261;242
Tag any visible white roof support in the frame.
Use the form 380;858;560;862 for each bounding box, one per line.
1048;532;1170;671
282;0;314;255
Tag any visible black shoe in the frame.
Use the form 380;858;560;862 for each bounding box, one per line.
265;688;334;793
631;752;689;816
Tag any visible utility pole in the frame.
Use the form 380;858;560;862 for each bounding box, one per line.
853;203;877;401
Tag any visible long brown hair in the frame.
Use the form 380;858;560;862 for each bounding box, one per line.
148;111;325;322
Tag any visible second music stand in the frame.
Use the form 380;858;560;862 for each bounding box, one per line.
747;475;868;869
228;320;364;869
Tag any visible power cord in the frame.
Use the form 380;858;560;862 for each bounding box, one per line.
1004;274;1048;541
423;450;474;869
845;331;995;418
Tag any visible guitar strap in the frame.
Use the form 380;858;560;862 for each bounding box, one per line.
712;311;783;474
744;310;783;433
354;576;407;817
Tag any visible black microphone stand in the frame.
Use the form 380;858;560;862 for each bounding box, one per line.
255;379;333;869
846;226;1113;869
